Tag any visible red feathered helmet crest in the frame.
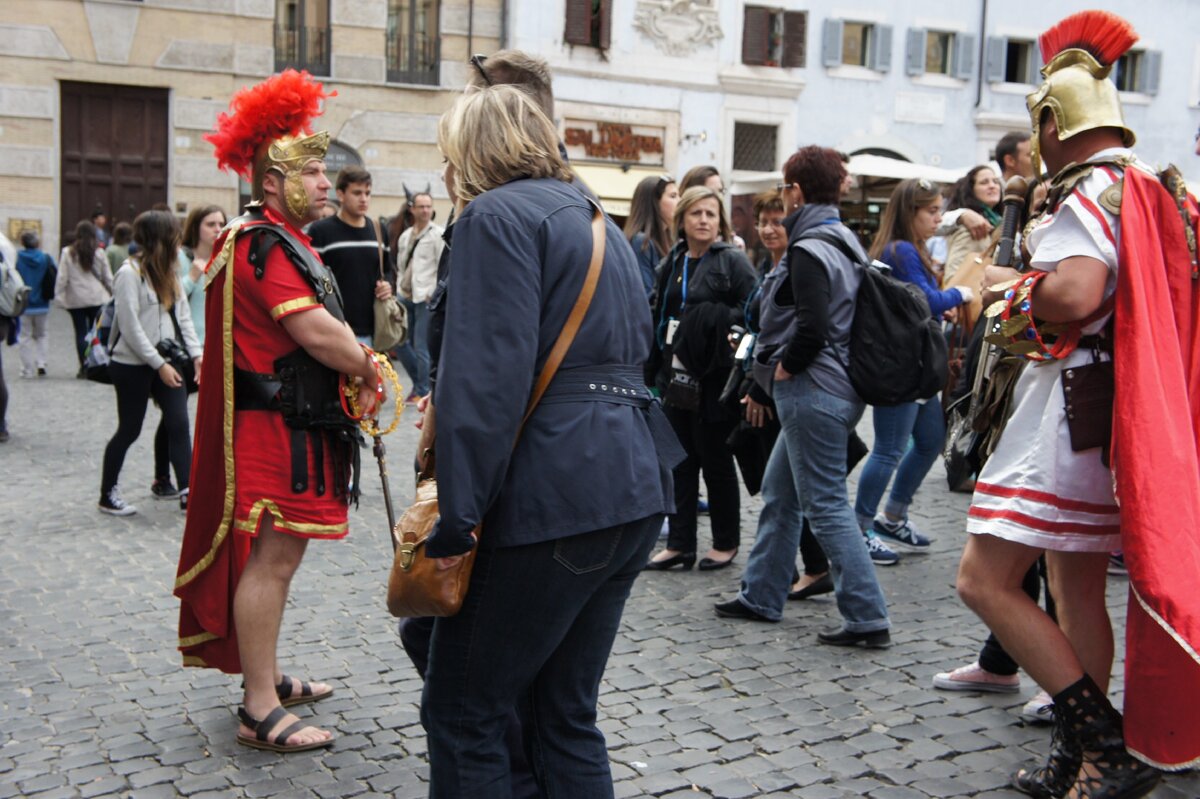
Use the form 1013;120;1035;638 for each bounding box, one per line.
1026;10;1138;175
205;69;335;217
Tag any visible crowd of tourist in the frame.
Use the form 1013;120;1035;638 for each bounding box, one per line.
4;21;1197;796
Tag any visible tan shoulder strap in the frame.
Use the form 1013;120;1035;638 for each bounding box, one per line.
373;218;385;281
519;202;606;432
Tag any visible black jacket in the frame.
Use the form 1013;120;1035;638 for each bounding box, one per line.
647;239;756;407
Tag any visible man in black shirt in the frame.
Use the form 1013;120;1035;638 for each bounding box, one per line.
308;165;393;344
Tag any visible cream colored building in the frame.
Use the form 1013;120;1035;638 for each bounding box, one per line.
0;0;501;248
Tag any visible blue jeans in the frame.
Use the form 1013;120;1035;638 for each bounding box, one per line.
394;299;430;396
421;515;661;798
738;372;889;632
854;398;945;523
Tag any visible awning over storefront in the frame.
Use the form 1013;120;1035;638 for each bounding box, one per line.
570;164;670;217
729;155;970;196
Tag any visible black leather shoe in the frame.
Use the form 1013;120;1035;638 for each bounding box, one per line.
643;551;696;571
713;598;776;622
817;627;891;648
697;549;738;571
788;572;834;601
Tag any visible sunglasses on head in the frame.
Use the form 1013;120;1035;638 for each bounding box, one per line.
470;54;491;86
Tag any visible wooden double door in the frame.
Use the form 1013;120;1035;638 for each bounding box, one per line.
60;81;168;247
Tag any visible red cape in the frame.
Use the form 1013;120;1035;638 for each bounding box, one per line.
1113;167;1200;770
173;221;252;673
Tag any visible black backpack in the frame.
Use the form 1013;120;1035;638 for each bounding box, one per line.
801;230;948;406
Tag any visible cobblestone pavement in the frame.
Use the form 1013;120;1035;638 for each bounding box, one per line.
1;312;1197;799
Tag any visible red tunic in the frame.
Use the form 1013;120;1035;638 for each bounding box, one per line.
175;207;349;674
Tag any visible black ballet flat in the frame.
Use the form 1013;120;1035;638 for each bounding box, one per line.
643;551;696;571
697;549;738;571
788;572;834;600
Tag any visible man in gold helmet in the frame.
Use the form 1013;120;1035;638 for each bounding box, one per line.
175;70;383;753
956;10;1200;797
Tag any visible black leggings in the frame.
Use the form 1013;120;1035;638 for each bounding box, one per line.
101;361;191;498
68;306;101;367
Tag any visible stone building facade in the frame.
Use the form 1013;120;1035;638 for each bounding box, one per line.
0;0;501;248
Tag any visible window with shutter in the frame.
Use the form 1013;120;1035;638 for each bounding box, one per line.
1140;50;1162;95
869;24;892;72
984;36;1007;83
905;28;926;75
598;0;611;50
782;12;806;68
564;0;594;47
953;34;976;80
821;18;844;67
742;6;771;66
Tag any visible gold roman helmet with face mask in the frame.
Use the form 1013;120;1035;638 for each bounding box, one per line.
206;69;335;222
1025;11;1138;176
248;131;331;220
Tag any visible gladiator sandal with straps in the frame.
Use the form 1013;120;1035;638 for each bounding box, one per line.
1054;674;1161;799
1012;706;1083;798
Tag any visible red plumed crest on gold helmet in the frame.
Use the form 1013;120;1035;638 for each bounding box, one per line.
205;69;335;179
1038;10;1137;67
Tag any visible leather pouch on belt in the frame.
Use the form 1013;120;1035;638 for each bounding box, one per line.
1061;359;1114;465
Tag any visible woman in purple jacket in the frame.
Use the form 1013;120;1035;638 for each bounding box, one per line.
853;179;973;562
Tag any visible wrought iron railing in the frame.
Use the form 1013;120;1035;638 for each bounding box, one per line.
274;25;331;76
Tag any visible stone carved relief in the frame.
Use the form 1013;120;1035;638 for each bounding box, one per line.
634;0;723;57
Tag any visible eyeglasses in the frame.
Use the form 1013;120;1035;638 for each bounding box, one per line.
469;54;491;86
657;174;674;188
775;182;796;191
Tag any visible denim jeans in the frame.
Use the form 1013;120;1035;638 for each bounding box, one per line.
738;372;890;631
854;398;945;523
421;515;661;799
394;299;430;396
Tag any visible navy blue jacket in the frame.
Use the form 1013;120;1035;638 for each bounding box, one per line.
428;178;674;557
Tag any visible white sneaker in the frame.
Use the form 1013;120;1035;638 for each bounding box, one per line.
99;487;137;516
1021;689;1054;724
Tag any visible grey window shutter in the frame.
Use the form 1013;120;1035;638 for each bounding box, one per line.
822;18;844;67
954;33;976;79
1139;50;1162;95
742;6;771;66
906;28;926;75
871;24;893;72
984;36;1006;82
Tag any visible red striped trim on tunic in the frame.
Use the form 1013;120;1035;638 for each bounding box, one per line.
1071;190;1117;248
968;506;1121;536
974;481;1118;515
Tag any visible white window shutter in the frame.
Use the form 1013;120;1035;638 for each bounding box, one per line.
984;36;1006;82
871;24;893;72
954;34;976;80
822;19;844;67
906;28;926;75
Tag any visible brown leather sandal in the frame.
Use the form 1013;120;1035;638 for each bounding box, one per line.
236;706;334;753
276;674;334;708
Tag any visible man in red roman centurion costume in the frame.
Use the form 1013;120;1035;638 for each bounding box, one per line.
174;70;383;753
955;10;1200;798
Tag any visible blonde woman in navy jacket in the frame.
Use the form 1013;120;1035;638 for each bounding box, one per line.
421;85;675;798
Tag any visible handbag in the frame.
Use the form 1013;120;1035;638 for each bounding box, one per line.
161;306;199;394
943;392;981;493
372;218;408;351
1061;357;1114;466
386;202;607;619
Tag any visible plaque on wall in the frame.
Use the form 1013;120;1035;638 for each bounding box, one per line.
563;120;666;166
